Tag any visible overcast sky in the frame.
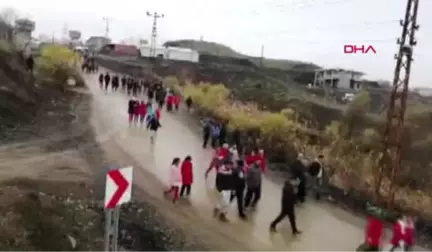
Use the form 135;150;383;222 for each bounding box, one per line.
1;0;430;87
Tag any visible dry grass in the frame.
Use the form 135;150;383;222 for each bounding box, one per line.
166;76;432;219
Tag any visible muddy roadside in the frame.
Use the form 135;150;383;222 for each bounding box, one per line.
0;85;212;250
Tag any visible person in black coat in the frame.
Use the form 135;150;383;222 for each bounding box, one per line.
128;98;137;124
308;154;324;200
127;78;133;95
26;56;34;73
229;160;247;220
185;96;193;111
214;160;234;222
104;72;111;91
290;153;307;203
270;180;302;235
147;88;154;102
147;116;161;143
98;73;104;89
202;120;211;148
132;80;139;96
121;75;127;92
112;75;119;92
219;122;227;145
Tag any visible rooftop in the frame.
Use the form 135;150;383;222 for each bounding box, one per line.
315;68;364;76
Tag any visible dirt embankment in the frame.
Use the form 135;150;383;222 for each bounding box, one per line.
0;49;209;250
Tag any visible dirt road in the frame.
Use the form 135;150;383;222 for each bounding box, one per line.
86;73;425;251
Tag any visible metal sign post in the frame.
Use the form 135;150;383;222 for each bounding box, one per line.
104;206;120;251
103;166;133;251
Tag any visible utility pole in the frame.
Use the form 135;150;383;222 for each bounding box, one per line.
259;44;264;68
102;17;111;38
62;23;68;42
146;11;164;57
374;0;420;208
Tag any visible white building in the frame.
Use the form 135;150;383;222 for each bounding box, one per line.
120;36;148;47
139;45;199;63
413;87;432;97
313;68;365;90
85;36;111;52
13;18;35;55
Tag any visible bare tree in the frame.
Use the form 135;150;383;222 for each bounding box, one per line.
0;7;17;26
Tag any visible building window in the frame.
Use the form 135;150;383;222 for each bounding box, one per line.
350;80;355;89
332;78;339;88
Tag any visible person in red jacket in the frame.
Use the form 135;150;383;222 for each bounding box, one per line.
133;97;140;124
180;156;193;197
205;156;223;179
256;148;266;173
174;95;180;111
215;143;229;160
166;93;174;111
390;216;415;251
403;216;415;251
245;150;258;170
359;215;383;251
155;107;161;121
138;101;147;126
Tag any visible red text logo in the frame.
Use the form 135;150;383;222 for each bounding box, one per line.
344;45;376;54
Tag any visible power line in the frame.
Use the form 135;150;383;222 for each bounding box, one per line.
146;11;164;58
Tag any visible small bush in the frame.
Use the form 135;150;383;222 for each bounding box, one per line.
166;76;432;219
36;45;82;87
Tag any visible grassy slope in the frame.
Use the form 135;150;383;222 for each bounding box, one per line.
163;39;320;71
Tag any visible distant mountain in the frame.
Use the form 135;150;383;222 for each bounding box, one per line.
163;39;320;71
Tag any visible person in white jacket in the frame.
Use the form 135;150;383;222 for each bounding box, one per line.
229;145;240;163
163;157;182;203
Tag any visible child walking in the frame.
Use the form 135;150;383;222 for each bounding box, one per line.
164;158;182;203
148;116;162;143
180;156;193;197
174;94;180;111
138;101;147;126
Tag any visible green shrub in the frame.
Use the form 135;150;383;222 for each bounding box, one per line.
36;45;82;87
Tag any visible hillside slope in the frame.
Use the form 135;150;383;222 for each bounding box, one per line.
164;39;320;71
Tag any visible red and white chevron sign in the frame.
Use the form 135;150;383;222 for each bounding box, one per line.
104;166;133;209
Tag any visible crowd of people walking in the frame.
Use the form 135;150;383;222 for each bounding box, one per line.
83;61;416;250
94;70;185;143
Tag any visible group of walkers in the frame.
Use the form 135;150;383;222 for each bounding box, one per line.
127;97;162;142
86;64;418;250
206;144;267;222
361;214;415;251
82;56;98;73
164;156;194;202
202;120;228;149
164;139;301;236
97;71;159;97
